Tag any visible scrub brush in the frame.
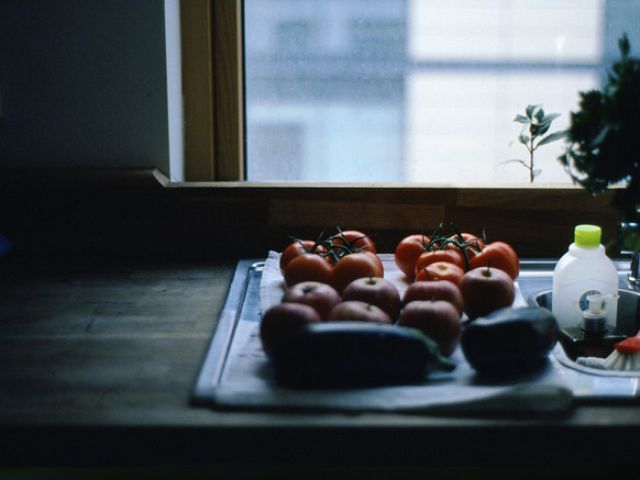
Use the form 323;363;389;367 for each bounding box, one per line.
602;330;640;371
575;330;640;371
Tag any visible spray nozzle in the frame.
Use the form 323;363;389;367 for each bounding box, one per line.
585;293;606;317
582;293;607;333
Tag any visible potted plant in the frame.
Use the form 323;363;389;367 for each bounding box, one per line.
559;34;640;256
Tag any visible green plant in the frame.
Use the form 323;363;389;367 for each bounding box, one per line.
510;104;566;182
559;34;640;249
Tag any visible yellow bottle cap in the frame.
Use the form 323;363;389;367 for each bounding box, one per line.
575;224;601;248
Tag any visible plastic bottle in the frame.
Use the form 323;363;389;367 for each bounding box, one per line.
552;224;619;329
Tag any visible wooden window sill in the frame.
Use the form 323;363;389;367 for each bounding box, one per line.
0;167;619;259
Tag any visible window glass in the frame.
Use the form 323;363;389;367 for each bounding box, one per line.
244;0;640;183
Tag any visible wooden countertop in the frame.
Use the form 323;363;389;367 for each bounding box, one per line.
1;256;639;470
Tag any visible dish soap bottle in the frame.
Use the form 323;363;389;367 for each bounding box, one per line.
552;224;619;330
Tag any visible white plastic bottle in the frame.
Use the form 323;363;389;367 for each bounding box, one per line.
552;224;619;329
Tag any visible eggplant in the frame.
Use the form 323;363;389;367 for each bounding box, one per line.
460;307;559;375
271;321;455;388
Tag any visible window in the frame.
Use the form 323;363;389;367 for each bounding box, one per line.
176;0;619;257
243;0;640;184
351;19;406;57
276;20;316;54
248;123;304;180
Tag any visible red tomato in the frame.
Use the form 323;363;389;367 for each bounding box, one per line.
284;253;333;287
394;234;431;278
329;229;376;255
414;249;465;275
370;249;384;272
443;233;485;259
330;251;384;293
469;241;520;280
280;240;327;271
415;261;464;287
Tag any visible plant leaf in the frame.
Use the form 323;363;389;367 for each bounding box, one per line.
535;130;567;147
558;153;569;166
619;33;630;58
536;122;552;136
533;168;542;179
525;104;540;119
535;108;545;122
513;114;530;124
622;229;640;254
518;134;530;145
542;112;561;123
499;159;529;168
590;125;611;148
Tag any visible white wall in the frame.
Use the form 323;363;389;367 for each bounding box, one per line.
0;0;173;176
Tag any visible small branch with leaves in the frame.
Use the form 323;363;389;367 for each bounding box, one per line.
507;104;566;182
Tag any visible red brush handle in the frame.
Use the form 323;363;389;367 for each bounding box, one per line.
615;330;640;353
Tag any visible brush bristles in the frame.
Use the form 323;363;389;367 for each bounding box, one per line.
603;350;640;371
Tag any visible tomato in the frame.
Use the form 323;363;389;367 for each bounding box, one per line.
447;232;485;247
415;261;465;287
284;253;333;287
370;249;384;272
280;240;327;271
329;229;376;255
283;248;384;294
469;241;520;280
414;249;465;275
394;234;431;278
330;251;384;293
443;233;485;261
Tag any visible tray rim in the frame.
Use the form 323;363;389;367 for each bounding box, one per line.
191;259;263;405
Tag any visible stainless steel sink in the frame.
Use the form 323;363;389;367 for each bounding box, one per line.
518;261;640;392
518;259;638;333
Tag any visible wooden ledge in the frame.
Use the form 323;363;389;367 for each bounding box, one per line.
0;167;620;259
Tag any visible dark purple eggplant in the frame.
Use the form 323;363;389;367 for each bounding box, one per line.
461;307;559;375
271;321;455;388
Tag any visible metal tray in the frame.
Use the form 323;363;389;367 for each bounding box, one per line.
192;259;640;411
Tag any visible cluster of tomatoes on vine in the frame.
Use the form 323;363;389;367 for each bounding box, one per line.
394;223;520;284
279;224;520;292
279;228;382;294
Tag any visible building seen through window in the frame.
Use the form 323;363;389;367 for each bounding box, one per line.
244;0;640;183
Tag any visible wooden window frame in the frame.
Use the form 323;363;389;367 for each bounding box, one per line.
181;0;243;181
